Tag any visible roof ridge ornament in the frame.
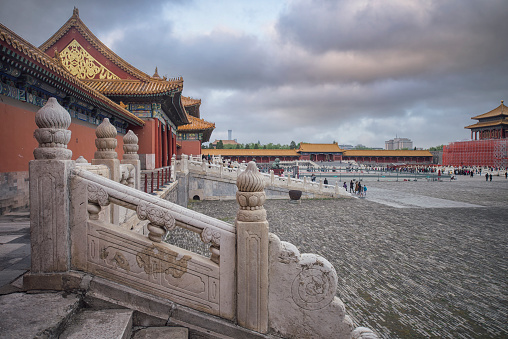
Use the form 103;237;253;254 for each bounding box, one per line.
152;67;161;79
73;7;79;18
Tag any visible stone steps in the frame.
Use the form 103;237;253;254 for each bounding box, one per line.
0;292;189;339
60;309;134;339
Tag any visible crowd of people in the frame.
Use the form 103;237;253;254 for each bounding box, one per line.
345;180;367;197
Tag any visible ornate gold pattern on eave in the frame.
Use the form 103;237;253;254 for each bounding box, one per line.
39;14;151;81
0;24;144;126
60;39;119;80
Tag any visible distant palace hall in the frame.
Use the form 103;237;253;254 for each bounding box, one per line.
0;8;215;214
443;101;508;167
203;143;433;165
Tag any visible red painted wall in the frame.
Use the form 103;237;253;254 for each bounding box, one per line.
178;140;202;156
0;101;125;173
132;119;156;156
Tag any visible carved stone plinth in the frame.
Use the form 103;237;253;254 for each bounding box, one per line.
268;234;356;338
30;97;75;274
30;160;75;273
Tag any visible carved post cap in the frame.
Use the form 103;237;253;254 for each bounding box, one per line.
33;97;72;160
236;161;266;222
236;161;265;192
123;130;139;160
94;118;118;159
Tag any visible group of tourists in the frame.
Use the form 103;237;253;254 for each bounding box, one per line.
347;180;367;197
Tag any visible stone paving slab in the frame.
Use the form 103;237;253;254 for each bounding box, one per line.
186;178;508;338
0;292;81;338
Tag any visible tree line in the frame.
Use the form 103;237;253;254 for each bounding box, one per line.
204;141;300;150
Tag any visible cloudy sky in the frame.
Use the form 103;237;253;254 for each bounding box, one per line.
1;0;507;148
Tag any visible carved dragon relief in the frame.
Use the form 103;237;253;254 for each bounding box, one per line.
136;245;191;279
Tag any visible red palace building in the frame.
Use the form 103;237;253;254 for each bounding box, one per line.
443;101;508;168
203;143;433;165
0;8;214;214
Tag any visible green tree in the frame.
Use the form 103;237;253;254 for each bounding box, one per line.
236;143;241;149
429;145;444;151
263;145;267;149
254;143;259;149
289;141;297;149
216;140;224;149
245;143;250;149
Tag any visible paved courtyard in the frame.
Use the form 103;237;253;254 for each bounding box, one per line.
186;175;508;338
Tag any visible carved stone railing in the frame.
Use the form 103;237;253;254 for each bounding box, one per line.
182;156;350;198
235;162;376;338
69;168;236;319
28;98;376;338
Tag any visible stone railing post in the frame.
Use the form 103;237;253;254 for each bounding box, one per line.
121;130;141;190
235;162;268;332
171;154;176;181
29;97;74;274
181;154;189;174
92;118;121;223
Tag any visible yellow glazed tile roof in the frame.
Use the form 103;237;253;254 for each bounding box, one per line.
344;150;433;157
298;143;343;153
465;118;508;129
81;78;183;96
471;101;508;120
182;96;201;106
202;149;299;157
0;22;144;126
178;114;215;131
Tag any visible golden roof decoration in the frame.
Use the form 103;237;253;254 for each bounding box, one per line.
0;22;144;126
39;8;179;83
152;67;161;79
59;39;120;80
471;101;508;120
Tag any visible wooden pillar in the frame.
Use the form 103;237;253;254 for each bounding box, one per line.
154;120;160;168
162;124;168;167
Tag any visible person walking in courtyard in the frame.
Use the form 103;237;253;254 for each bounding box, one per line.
485;173;489;181
324;178;328;185
489;173;492;181
350;180;354;193
343;182;348;190
505;171;507;179
363;185;367;197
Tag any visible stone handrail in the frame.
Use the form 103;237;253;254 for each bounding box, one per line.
74;167;234;250
70;166;236;319
184;157;350;197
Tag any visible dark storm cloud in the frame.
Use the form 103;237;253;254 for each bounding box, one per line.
1;0;506;148
276;0;508;82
